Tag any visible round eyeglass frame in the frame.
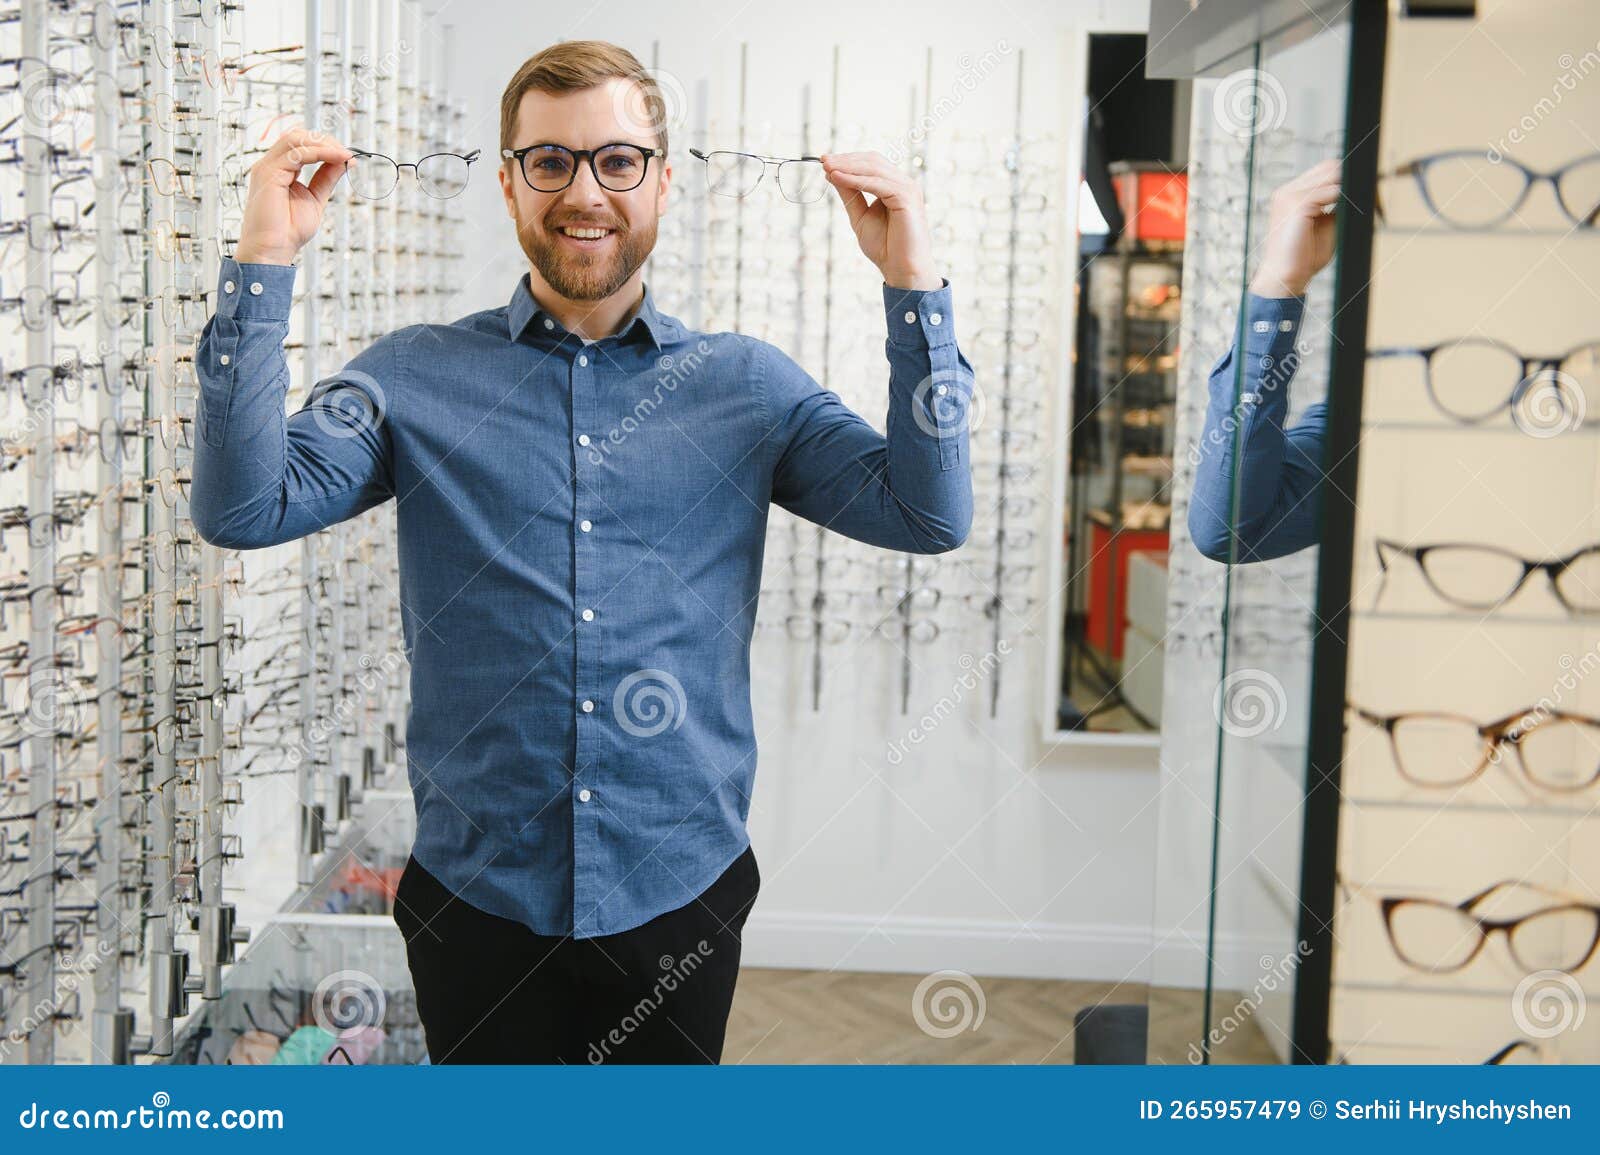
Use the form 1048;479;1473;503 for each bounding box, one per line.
501;142;666;194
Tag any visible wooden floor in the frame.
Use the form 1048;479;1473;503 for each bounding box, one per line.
724;968;1279;1064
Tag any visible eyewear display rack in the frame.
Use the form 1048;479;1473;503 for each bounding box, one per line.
650;44;1059;721
0;0;463;1065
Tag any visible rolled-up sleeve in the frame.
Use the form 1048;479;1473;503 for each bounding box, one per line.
766;278;974;553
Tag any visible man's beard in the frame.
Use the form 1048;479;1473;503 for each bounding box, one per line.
516;207;656;302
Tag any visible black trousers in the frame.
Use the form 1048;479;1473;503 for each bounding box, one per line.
392;845;760;1064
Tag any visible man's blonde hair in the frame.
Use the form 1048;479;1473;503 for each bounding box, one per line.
500;40;668;159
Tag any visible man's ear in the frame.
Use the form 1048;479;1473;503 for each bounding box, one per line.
499;165;516;220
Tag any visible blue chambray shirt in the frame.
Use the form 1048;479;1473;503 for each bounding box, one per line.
1188;293;1327;563
192;255;974;938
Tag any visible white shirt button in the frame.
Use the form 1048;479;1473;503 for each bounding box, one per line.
577;433;591;446
1253;320;1270;333
219;354;231;366
936;384;949;396
1279;318;1294;332
581;699;594;713
929;312;942;326
580;519;592;532
543;317;555;330
578;354;588;367
578;788;592;803
223;280;236;293
581;608;594;622
903;310;917;324
249;282;263;295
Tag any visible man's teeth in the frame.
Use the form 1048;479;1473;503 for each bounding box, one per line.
560;226;611;239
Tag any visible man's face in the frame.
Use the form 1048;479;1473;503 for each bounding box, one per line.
499;77;671;303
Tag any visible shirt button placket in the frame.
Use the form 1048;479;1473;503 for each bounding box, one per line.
571;342;599;934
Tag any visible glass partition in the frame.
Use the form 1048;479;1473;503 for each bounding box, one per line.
1150;8;1358;1063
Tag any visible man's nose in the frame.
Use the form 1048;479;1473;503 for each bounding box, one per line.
561;157;609;208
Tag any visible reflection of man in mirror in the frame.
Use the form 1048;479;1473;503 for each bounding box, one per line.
1189;159;1339;562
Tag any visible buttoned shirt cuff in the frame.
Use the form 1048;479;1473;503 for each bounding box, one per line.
1242;292;1305;358
884;278;957;348
216;256;297;321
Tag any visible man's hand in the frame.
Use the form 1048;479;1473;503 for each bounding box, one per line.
820;151;942;291
233;127;354;266
1249;158;1342;299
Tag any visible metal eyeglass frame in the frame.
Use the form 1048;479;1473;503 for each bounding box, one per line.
688;147;826;203
501;141;666;193
343;146;481;200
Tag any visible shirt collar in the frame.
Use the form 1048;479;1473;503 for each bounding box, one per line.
508;273;668;350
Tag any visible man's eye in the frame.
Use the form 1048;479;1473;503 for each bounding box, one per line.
602;155;639;172
531;157;566;173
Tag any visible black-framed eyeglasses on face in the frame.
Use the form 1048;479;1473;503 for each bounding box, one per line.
342;146;480;200
502;142;665;193
688;148;827;204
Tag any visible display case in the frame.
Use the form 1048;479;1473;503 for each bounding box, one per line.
1147;0;1600;1065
